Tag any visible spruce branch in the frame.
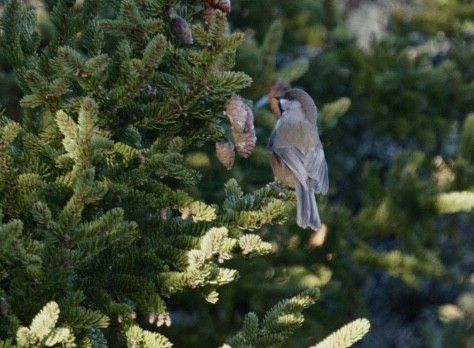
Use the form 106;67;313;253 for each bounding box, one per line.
183;201;217;222
0;117;21;176
199;227;236;260
209;71;252;93
353;242;447;286
71;207;138;255
221;180;287;230
57;305;109;331
0;214;24;264
436;191;474;214
125;325;172;348
56;98;113;176
20;70;55;108
56;110;80;155
225;288;320;348
261;19;283;85
158;224;274;303
238;234;273;256
0;0;40;68
57;46;87;78
0;118;21;148
459;113;474;160
81;327;108;348
48;0;95;44
81;19;106;56
276;57;310;85
311;318;371;348
319;97;352;131
0;339;15;348
14;173;46;214
100;0;164;42
16;302;75;347
142;34;170;69
55;168;108;244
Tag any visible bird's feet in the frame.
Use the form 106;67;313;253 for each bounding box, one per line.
267;182;287;199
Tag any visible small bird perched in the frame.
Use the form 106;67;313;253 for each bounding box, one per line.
268;88;329;230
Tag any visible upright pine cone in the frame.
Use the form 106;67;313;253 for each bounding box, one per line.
171;16;194;45
216;139;235;170
267;80;290;117
205;0;231;13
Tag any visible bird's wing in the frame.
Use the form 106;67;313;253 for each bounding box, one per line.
305;147;328;194
270;137;309;190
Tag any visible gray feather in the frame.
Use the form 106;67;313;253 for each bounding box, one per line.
305;147;329;194
296;182;321;230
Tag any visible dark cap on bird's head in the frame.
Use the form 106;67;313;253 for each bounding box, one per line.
275;88;318;119
277;88;312;101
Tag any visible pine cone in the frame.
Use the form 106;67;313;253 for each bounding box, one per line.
235;104;256;158
225;95;256;158
171;16;194;45
243;103;254;133
216;139;235;170
202;3;219;29
205;0;231;13
234;128;256;158
267;80;290;117
225;95;247;133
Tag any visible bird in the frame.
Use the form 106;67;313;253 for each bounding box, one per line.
268;88;328;230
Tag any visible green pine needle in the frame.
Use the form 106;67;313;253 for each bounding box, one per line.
311;318;371;348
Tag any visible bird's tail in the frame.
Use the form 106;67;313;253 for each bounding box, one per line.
295;182;321;230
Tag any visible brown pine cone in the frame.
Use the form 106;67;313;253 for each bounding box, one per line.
234;128;256;158
225;95;256;158
226;95;247;133
205;0;231;13
216;139;235;170
202;3;217;29
171;16;194;45
243;103;254;133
